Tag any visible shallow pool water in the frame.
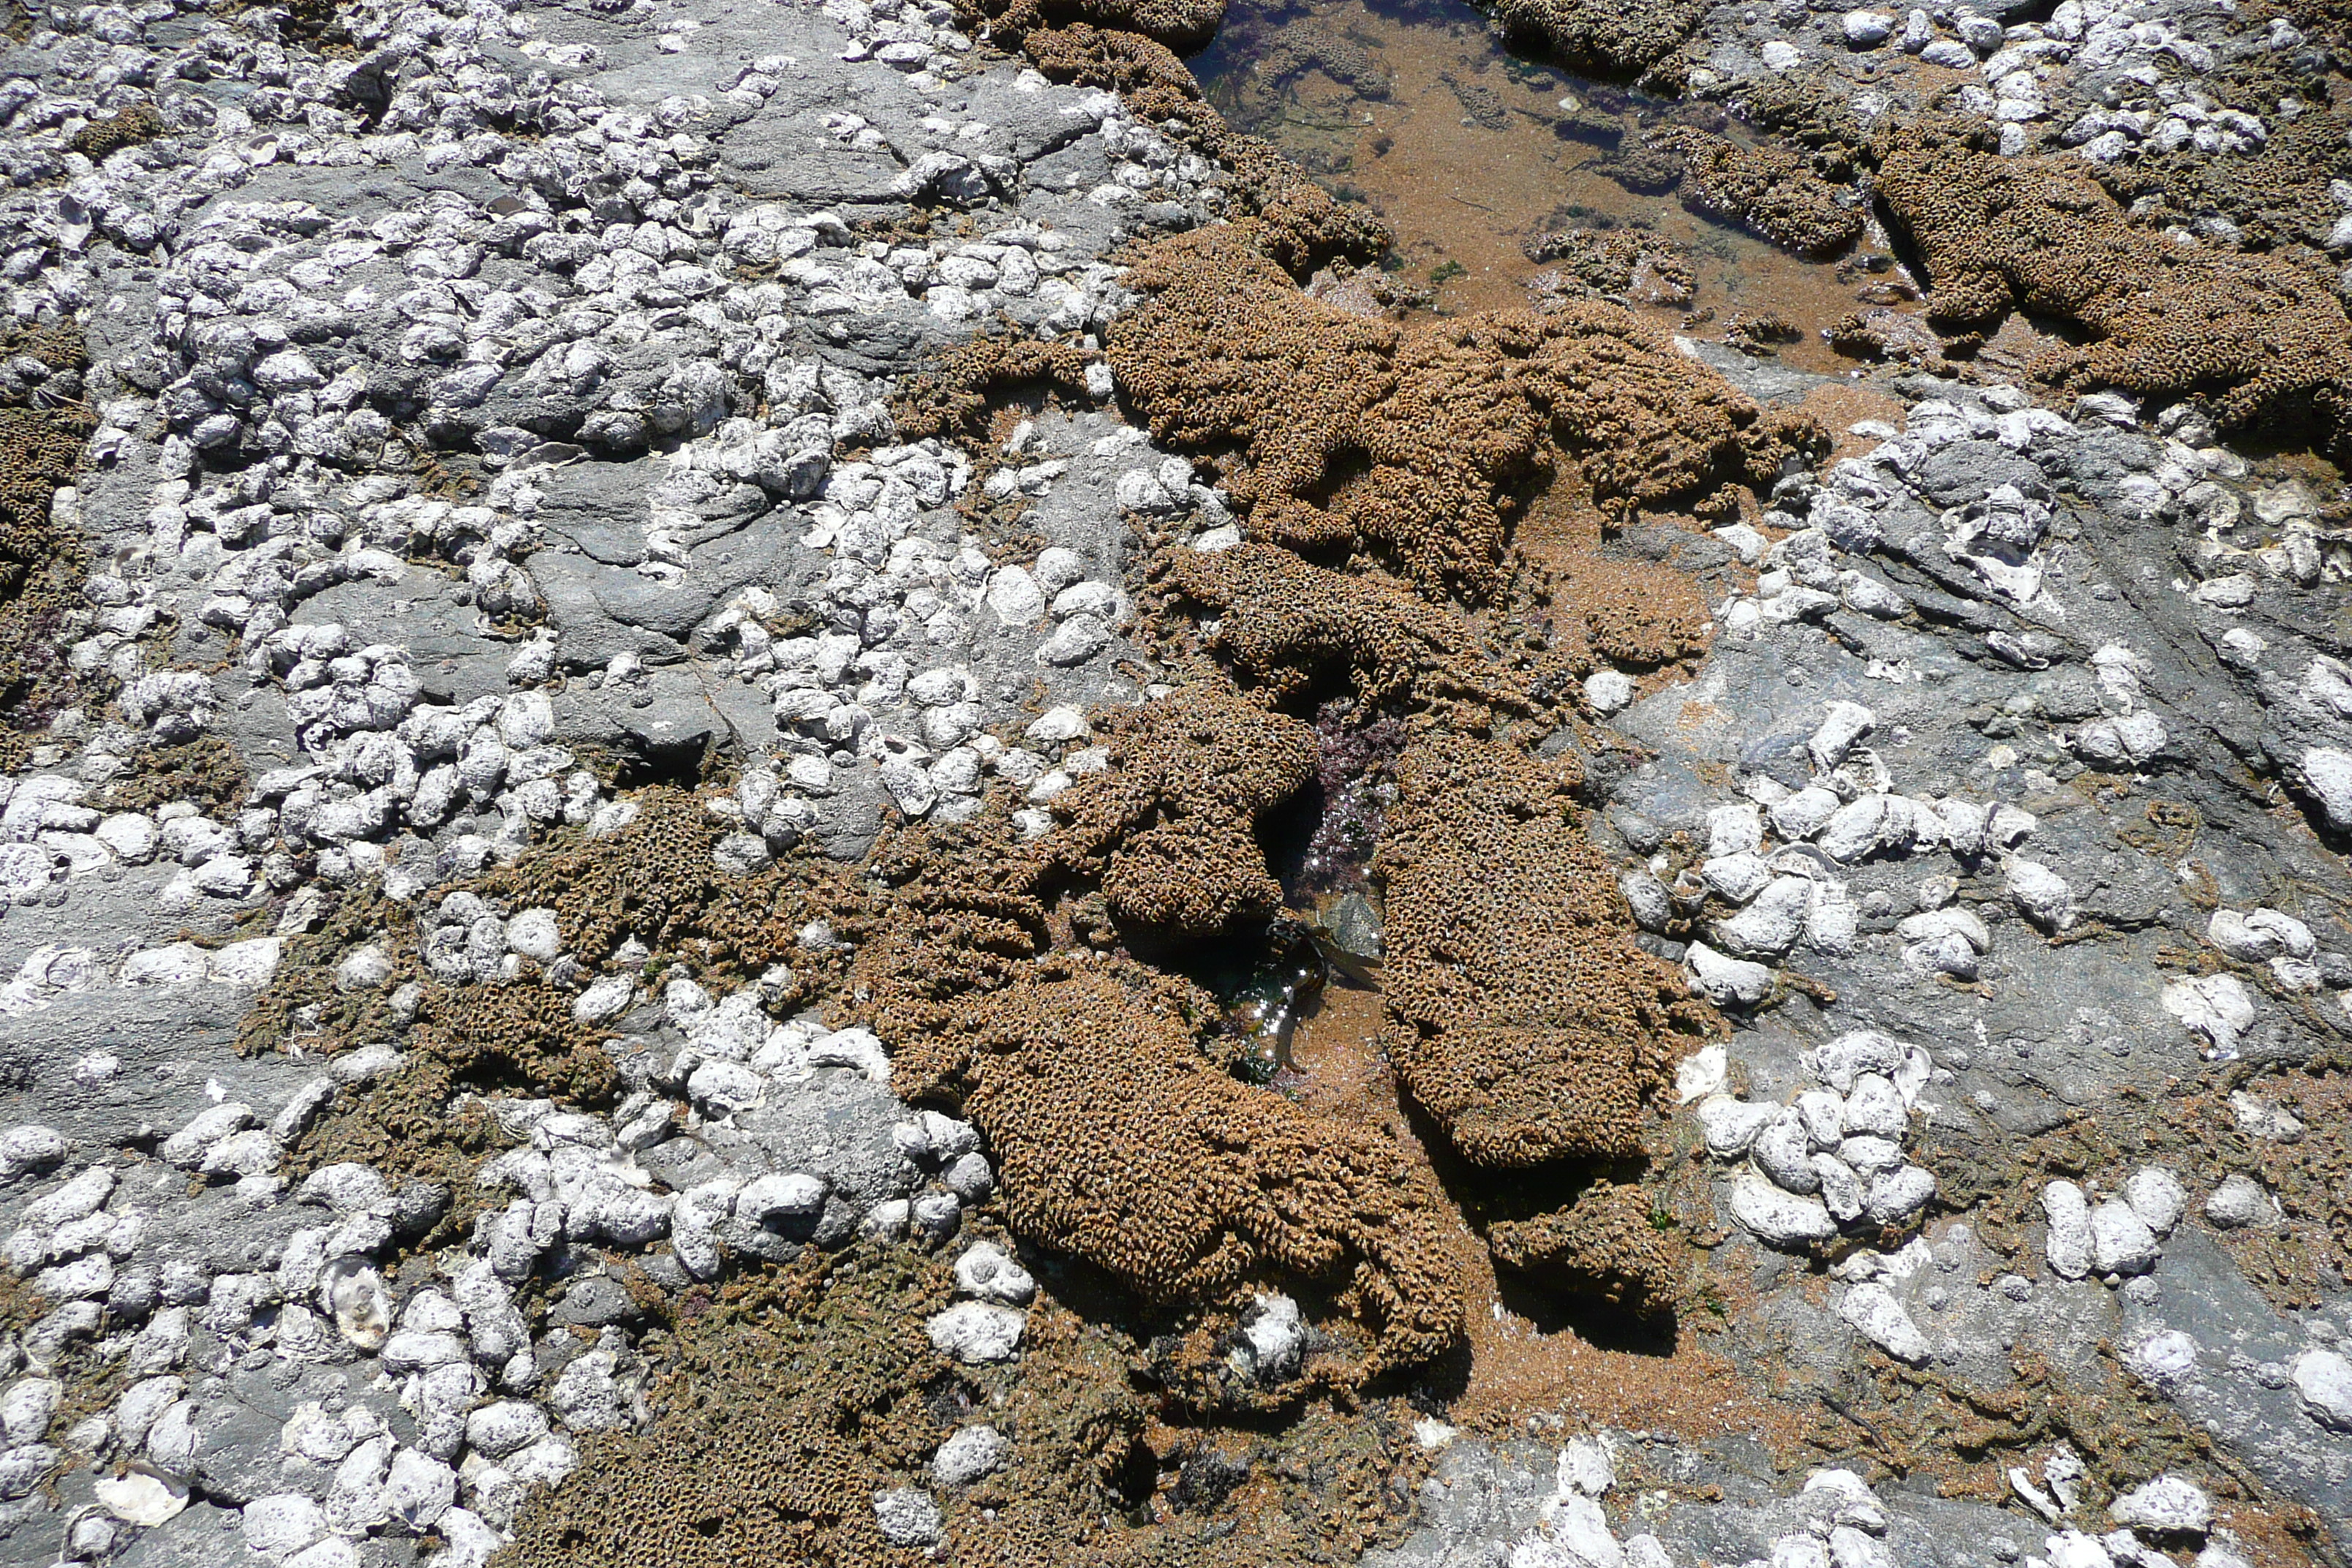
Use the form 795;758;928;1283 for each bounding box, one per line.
1189;0;1903;374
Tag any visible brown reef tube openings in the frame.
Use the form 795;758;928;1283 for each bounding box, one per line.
1666;129;1866;260
1372;728;1701;1172
970;0;1229;53
1485;0;1713;85
1107;222;1819;604
1097;221;1820;1302
1875;117;2352;453
853;682;1474;1392
0;322;103;767
856;205;1819;1382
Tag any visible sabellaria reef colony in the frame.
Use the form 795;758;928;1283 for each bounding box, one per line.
503;70;1825;1565
6;0;2352;1559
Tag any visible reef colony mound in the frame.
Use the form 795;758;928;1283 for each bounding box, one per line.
859;213;1820;1384
477;255;1815;1561
1874;118;2352;451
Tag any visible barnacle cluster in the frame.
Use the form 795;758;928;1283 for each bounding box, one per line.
1477;1177;1678;1308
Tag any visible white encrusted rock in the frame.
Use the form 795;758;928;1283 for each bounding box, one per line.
1620;871;1671;932
2292;1347;2352;1431
1730;1173;1838;1247
987;568;1046;627
243;1493;329;1558
1697;1096;1778;1158
1675;1045;1727;1104
1528;1492;1620;1568
573;974;636;1023
1819;795;1889;863
1555;1435;1613;1497
1837;1283;1929;1365
1865;1165;1936;1226
954;1241;1037;1305
1808;701;1875;772
380;1446;459;1531
1237;1294;1306;1383
1584;670;1635;715
2122;1167;2187;1237
1843;9;1895;43
927;1302;1025;1364
2126;1329;2198;1389
1771;785;1842;841
1795;1090;1844;1150
2107;1474;2211;1534
1706;802;1764;858
159;1104;252;1168
932;1424;1011;1485
2004;856;2073;931
2299;745;2352;830
1714;876;1812;958
1751;1110;1818;1194
1700;852;1771;903
0;1379;59;1447
739;1173;827;1229
1813;1155;1865;1223
874;1487;943;1547
505;908;562;963
1841;1074;1907;1139
1686;943;1772;1006
2042;1180;2093;1280
2162;974;2255;1056
1811;1030;1904;1093
335;946;394;991
2089;1199;2159;1276
2205;1173;2274;1229
464;1401;549;1459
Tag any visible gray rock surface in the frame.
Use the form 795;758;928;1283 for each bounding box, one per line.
0;0;2347;1559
